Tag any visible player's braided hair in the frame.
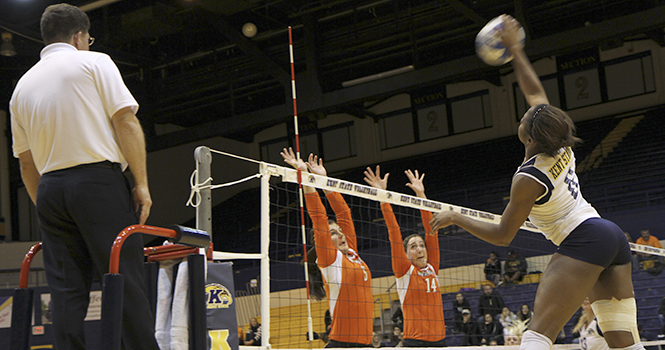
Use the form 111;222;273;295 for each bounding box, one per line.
527;104;582;157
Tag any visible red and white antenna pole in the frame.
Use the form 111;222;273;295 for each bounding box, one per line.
289;26;315;345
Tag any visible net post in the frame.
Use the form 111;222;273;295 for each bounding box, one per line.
194;146;212;235
260;164;271;348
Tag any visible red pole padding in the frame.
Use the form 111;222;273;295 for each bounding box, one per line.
19;242;42;289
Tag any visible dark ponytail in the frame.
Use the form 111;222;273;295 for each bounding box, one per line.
303;228;326;300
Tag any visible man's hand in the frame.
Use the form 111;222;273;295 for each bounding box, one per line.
133;183;152;224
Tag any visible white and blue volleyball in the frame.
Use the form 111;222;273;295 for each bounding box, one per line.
475;16;526;66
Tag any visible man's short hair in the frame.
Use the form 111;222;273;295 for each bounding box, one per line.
40;3;90;45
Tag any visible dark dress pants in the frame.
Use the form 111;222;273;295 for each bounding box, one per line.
37;165;159;350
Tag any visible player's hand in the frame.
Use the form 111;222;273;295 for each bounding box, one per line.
133;184;152;225
280;147;308;171
429;209;456;235
405;169;426;198
307;154;327;176
499;14;522;52
363;165;388;190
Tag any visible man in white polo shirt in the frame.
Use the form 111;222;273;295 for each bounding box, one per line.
9;4;158;350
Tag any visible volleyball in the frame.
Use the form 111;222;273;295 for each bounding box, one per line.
475;16;526;66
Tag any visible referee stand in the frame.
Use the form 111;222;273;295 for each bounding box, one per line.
10;224;211;350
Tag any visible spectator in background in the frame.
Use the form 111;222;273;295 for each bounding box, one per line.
238;326;245;345
635;228;664;269
372;332;382;348
391;326;404;347
503;250;528;284
460;309;480;346
518;304;533;322
391;305;403;330
480;313;504;345
499;306;518;330
485;251;502;286
453;293;471;332
478;284;505;320
244;317;262;346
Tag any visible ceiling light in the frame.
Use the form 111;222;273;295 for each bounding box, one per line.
242;23;257;38
1;32;17;57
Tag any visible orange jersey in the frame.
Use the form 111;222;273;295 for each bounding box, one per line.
305;191;373;345
381;203;445;342
636;235;662;248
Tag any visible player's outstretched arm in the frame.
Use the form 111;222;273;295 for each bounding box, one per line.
306;154;332;195
281;147;315;194
405;169;425;199
406;169;439;266
363;165;389;191
366;166;411;275
430;175;541;246
501;14;548;107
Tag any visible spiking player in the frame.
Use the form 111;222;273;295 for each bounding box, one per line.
430;14;645;350
364;166;446;347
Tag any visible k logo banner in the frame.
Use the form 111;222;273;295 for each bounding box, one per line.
206;283;233;309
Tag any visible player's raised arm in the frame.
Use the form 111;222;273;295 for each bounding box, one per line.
405;169;439;269
281;147;315;194
501;14;548;107
365;166;410;276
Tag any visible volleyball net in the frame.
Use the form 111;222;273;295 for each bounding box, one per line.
192;147;665;349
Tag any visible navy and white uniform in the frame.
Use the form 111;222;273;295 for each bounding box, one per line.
514;147;599;246
579;319;609;350
514;147;631;268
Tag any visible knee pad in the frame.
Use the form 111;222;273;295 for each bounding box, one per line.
519;330;552;350
591;297;640;344
611;343;646;350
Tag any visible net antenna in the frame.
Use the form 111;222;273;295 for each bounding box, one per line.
289;25;315;346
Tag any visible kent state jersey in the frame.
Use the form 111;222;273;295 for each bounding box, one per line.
580;319;609;350
514;147;599;245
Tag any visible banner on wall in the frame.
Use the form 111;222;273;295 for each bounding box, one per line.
206;262;239;350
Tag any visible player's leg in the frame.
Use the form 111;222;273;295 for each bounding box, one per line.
520;253;605;350
580;218;643;350
589;262;641;348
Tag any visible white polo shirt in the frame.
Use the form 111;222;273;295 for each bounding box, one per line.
10;43;138;174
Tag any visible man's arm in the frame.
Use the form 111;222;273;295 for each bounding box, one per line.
111;107;151;224
18;151;40;205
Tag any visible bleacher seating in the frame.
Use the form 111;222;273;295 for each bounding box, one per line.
435;268;665;345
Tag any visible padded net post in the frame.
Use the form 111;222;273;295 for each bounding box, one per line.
194;146;212;235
